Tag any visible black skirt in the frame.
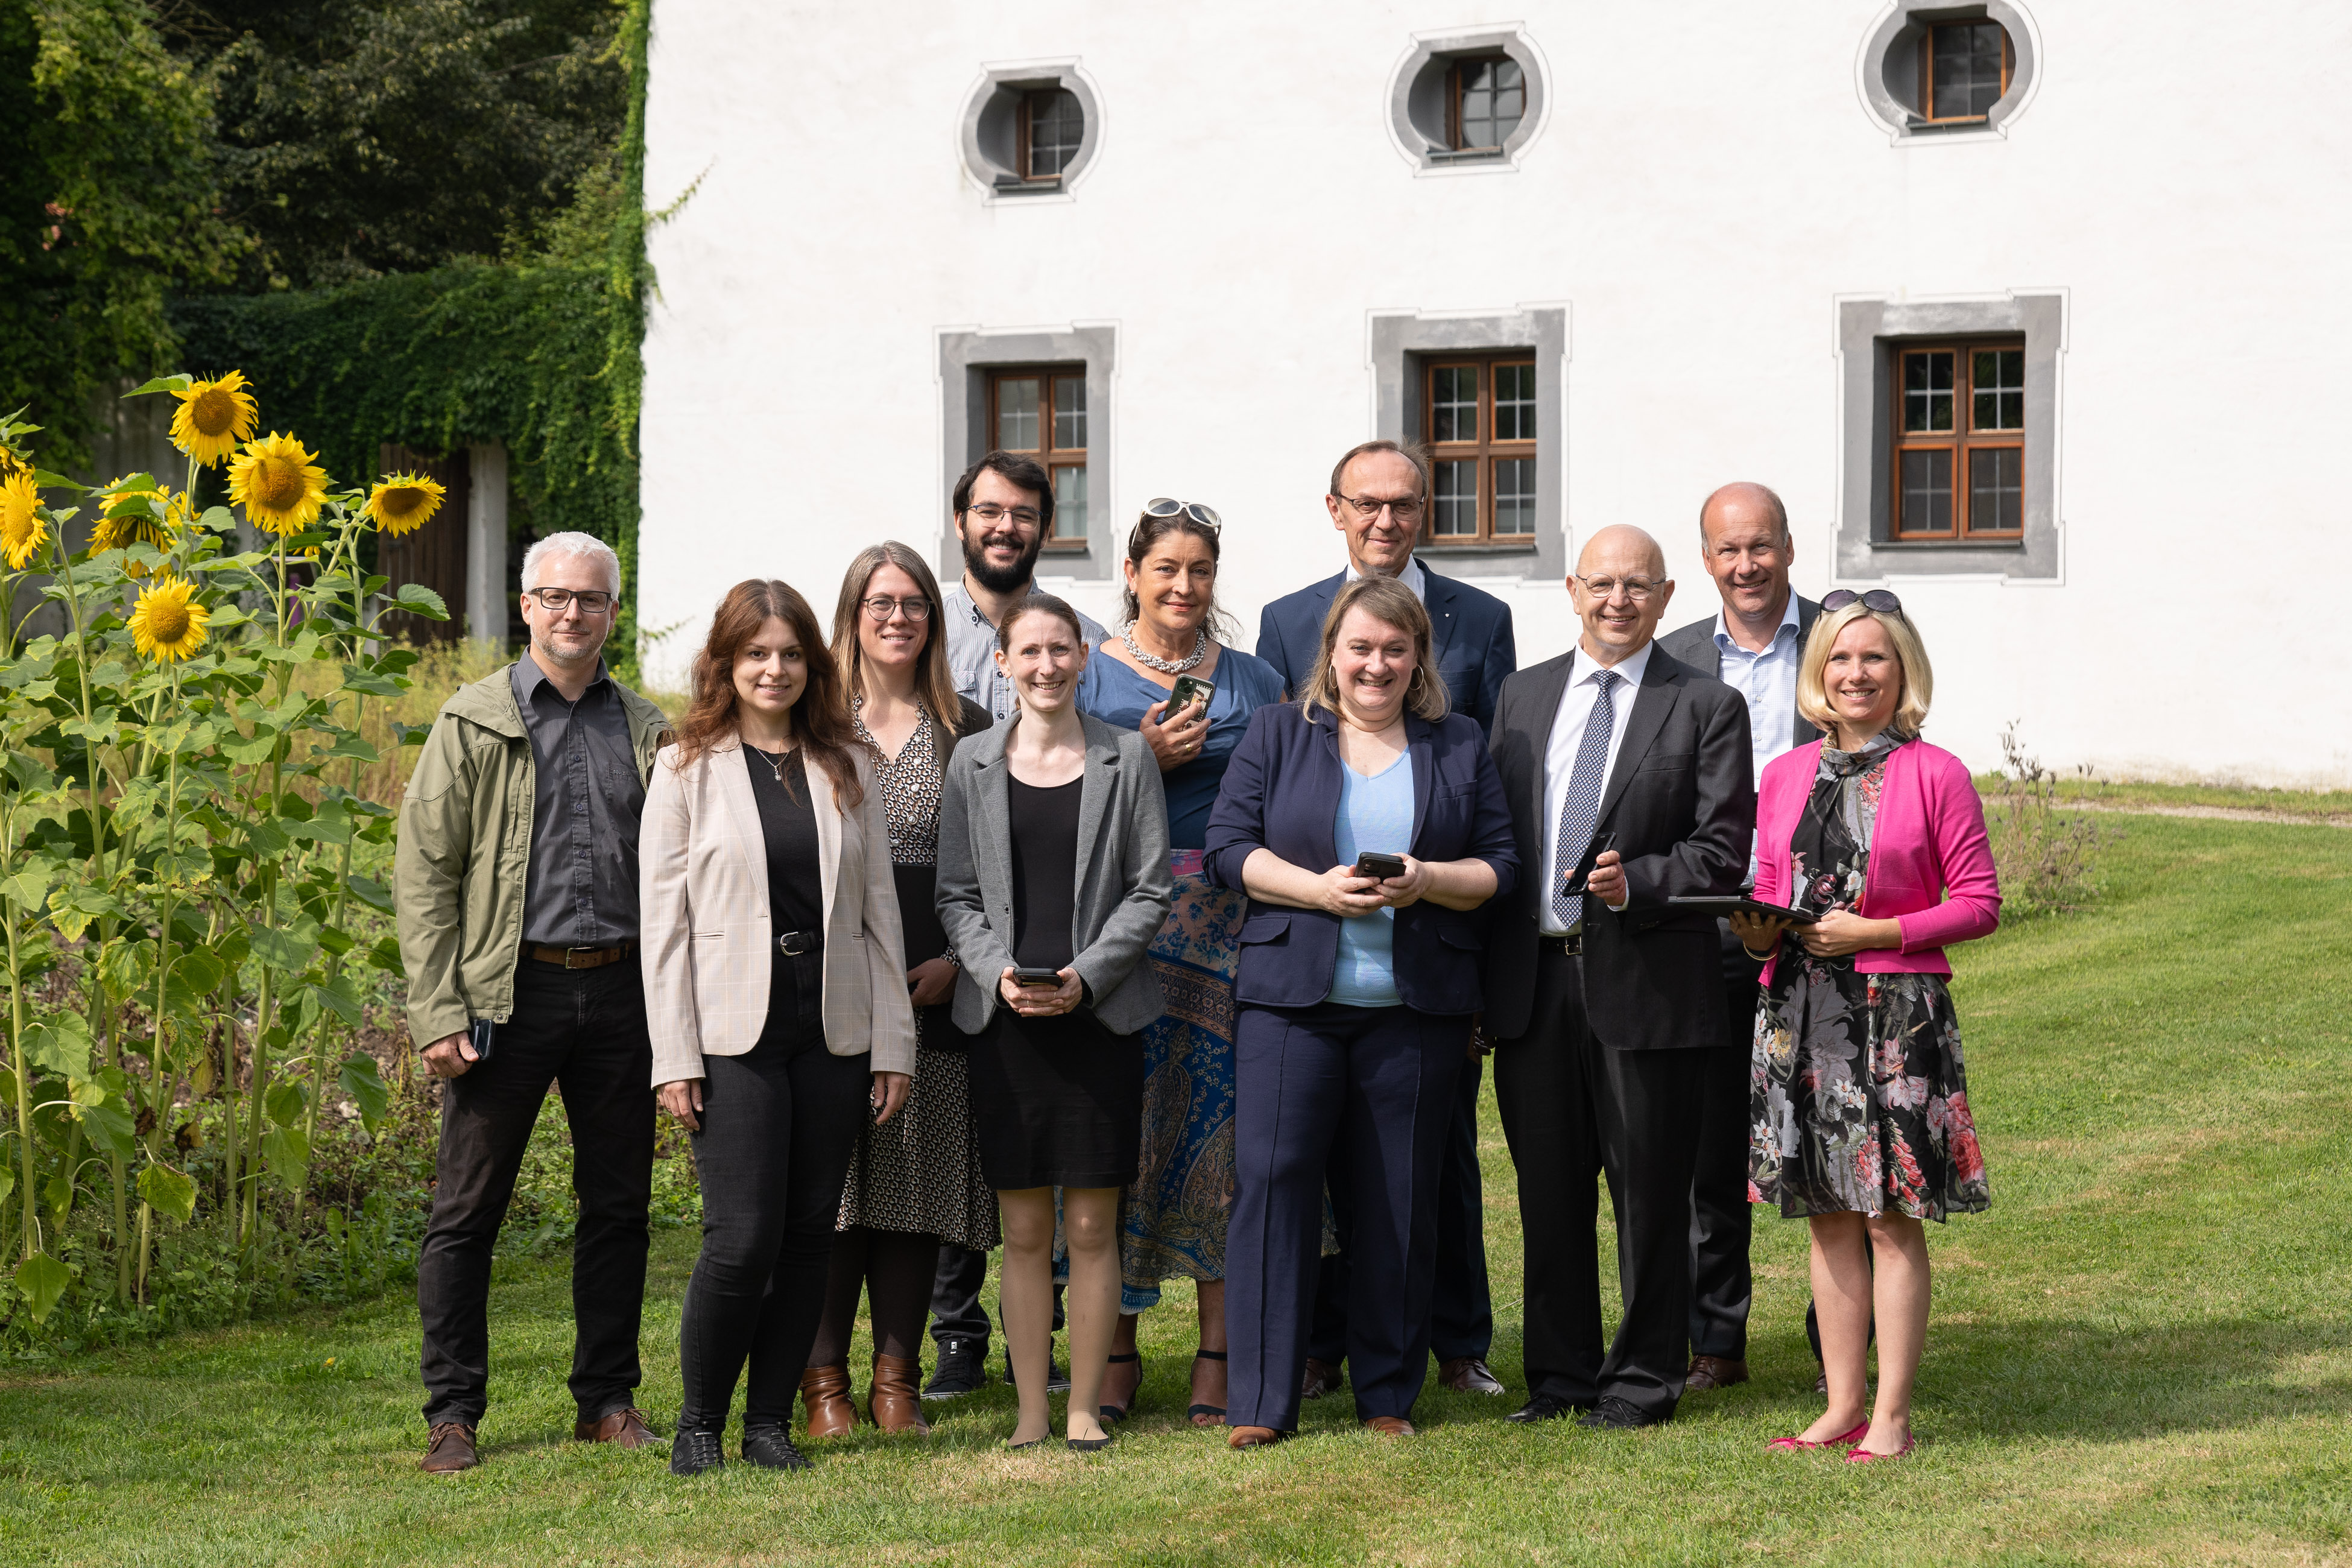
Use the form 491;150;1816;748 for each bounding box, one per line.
969;1007;1143;1191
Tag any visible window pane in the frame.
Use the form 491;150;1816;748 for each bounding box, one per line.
1053;376;1087;452
1493;362;1537;442
1932;22;2006;118
1430;365;1479;443
1052;465;1088;543
997;378;1040;452
1968;447;2021;533
1433;460;1478;536
1028;89;1084;177
1493;458;1535;536
1903;352;1955;433
1971;349;2024;431
1457;57;1522;148
1899;449;1953;534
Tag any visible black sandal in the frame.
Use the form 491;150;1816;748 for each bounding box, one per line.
1100;1351;1142;1423
1189;1348;1228;1425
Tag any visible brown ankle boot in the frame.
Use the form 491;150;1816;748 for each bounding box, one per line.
800;1364;858;1438
868;1353;932;1435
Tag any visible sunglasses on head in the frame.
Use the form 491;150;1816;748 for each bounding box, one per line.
1820;589;1905;616
1142;498;1222;530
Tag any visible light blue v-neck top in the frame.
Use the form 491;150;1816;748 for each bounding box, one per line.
1329;749;1414;1008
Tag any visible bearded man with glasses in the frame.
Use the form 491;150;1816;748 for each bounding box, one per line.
396;531;674;1472
1253;438;1519;1406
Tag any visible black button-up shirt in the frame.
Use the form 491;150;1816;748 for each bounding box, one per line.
511;651;644;947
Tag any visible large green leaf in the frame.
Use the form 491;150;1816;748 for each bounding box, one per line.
265;1079;308;1129
14;1253;71;1323
71;1076;138;1159
260;1125;311;1186
393;584;449;621
21;1011;92;1078
137;1160;198;1223
338;1051;389;1136
247;921;320;973
309;972;366;1026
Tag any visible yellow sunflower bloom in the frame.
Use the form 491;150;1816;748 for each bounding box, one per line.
227;432;330;537
0;470;45;571
363;473;446;537
127;576;211;662
92;481;184;575
169;371;261;467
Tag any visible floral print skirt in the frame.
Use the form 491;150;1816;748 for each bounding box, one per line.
1749;956;1990;1222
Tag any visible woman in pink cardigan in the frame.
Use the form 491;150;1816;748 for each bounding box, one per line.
1728;590;1999;1465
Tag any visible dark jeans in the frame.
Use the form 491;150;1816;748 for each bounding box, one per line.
1494;946;1706;1422
677;953;870;1434
1689;937;1759;1360
1309;1045;1493;1365
417;957;655;1429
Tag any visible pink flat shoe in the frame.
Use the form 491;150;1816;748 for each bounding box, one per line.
1766;1419;1868;1453
1845;1434;1917;1463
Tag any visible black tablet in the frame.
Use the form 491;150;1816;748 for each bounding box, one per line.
1665;895;1821;925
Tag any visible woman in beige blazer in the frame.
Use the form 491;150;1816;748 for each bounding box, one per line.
641;578;916;1478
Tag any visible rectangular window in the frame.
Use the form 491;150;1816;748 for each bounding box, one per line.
1449;56;1525;151
1921;21;2012;123
990;368;1088;546
1021;89;1084;180
1423;354;1537;543
1891;340;2025;540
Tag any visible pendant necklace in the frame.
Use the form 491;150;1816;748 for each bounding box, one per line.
750;741;792;783
1121;624;1207;674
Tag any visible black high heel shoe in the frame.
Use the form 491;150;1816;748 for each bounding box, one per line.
1189;1348;1228;1426
1100;1351;1142;1423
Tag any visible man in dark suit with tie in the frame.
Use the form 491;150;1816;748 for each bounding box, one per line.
1484;523;1752;1429
1255;438;1517;1400
1655;481;1820;1395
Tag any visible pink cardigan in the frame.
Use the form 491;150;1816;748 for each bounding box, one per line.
1752;738;2001;982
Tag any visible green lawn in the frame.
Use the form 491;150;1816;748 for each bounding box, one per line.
4;814;2349;1566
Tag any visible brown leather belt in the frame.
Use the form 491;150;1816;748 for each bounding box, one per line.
528;943;635;969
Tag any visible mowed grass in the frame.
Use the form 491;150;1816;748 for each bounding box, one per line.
3;815;2349;1566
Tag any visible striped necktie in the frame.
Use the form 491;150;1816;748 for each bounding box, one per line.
1550;668;1621;929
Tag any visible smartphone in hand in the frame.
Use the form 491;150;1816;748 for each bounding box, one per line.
1167;674;1214;715
1353;851;1407;881
1010;966;1064;988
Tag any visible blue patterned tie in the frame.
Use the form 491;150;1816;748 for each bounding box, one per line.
1551;668;1621;929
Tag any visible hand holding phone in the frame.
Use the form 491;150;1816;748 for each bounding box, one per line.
1167;674;1215;715
1010;966;1063;987
1353;851;1407;881
1560;833;1617;897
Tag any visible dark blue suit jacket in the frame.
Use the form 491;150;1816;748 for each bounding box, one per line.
1203;703;1518;1016
1254;564;1517;730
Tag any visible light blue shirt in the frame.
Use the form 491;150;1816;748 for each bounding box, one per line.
1712;593;1803;805
941;581;1111;722
1329;749;1414;1008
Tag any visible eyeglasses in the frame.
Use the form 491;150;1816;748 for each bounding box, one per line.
1570;574;1665;603
528;587;616;614
1142;498;1222;530
1335;492;1425;524
861;595;934;622
1820;589;1905;616
964;501;1042;527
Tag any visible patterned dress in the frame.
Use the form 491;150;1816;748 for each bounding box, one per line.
835;700;999;1250
1749;735;1991;1222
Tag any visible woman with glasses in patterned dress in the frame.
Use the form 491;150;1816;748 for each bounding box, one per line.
797;544;997;1439
1730;591;2000;1464
1076;501;1288;1427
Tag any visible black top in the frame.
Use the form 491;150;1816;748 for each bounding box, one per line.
511;651;644;946
744;745;825;942
1007;774;1083;972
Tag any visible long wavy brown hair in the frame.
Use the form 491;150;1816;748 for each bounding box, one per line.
829;541;966;728
671;579;864;808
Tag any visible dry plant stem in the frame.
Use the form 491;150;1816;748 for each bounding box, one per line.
5;796;40;1264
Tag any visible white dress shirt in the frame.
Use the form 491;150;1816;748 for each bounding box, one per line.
1538;640;1652;934
1344;554;1427;603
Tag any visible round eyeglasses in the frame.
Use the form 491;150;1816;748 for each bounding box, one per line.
861;595;934;622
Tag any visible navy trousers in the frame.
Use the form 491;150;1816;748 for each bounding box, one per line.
1227;1001;1462;1432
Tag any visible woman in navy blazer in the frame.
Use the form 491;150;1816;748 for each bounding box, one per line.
1202;577;1516;1445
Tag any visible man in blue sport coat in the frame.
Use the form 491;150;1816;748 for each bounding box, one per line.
1253;437;1518;1400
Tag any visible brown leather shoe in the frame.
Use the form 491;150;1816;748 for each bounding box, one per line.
1363;1415;1415;1437
800;1364;858;1438
1438;1356;1506;1395
1685;1355;1751;1392
420;1421;478;1473
573;1407;663;1449
1227;1424;1286;1449
867;1353;931;1435
1300;1357;1344;1400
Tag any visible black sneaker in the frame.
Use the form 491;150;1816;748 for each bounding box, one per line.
669;1428;724;1476
1004;1347;1070;1393
741;1424;811;1472
924;1336;988;1400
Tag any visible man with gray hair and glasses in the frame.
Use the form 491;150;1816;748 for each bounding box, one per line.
396;531;673;1473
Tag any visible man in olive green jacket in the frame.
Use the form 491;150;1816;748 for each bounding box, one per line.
395;533;671;1474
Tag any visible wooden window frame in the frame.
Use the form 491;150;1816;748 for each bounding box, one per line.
1421;353;1538;546
1017;89;1081;183
987;366;1089;550
1919;19;2014;125
1446;54;1523;153
1889;338;2025;542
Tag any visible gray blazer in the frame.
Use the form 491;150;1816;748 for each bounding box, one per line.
1657;593;1824;751
935;709;1173;1037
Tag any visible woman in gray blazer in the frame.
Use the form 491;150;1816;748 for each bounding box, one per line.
936;595;1172;1452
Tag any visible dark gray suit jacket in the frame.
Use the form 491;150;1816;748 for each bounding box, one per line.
1656;594;1824;753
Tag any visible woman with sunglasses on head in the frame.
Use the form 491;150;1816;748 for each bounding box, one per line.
642;580;916;1477
936;595;1174;1452
1075;501;1287;1427
1728;590;2000;1464
796;545;997;1441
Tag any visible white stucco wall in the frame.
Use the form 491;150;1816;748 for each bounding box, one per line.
640;0;2352;785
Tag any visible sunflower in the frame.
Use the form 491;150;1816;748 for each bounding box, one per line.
169;371;260;467
227;432;329;537
364;473;446;537
127;576;211;662
0;470;45;570
92;480;183;574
